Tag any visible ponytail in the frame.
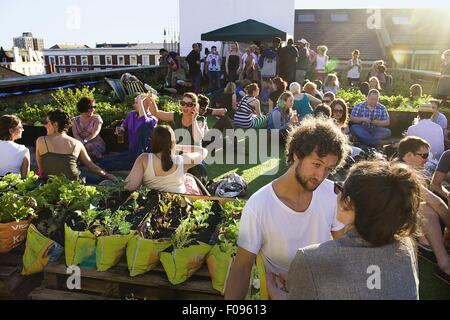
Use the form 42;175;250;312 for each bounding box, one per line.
160;149;174;172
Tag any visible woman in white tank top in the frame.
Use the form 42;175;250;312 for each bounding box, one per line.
313;45;329;82
125;125;207;194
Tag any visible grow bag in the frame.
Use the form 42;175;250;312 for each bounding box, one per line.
96;232;135;272
0;218;31;253
206;244;234;295
64;224;96;267
126;236;172;277
22;224;64;275
160;243;212;285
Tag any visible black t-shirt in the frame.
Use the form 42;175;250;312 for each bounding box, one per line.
279;45;299;67
437;150;450;173
296;47;309;70
186;50;201;75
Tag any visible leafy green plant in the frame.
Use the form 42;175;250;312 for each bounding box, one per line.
0;192;37;223
98;209;132;236
171;200;212;249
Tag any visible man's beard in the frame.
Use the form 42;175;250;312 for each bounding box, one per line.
294;163;321;192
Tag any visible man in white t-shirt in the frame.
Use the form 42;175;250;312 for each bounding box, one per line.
206;46;221;92
224;117;349;300
407;102;445;160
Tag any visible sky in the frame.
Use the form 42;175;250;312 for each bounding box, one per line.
1;0;450;49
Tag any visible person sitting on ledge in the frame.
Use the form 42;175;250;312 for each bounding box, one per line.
97;94;158;172
349;89;391;149
124;125;207;195
36;109;116;184
71;97;106;160
0;115;29;178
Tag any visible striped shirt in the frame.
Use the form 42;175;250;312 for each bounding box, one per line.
234;95;257;129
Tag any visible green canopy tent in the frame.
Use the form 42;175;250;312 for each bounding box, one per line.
201;19;287;42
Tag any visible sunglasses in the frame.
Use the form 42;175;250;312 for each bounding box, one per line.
179;101;195;107
88;105;96;110
334;181;344;195
415;152;429;160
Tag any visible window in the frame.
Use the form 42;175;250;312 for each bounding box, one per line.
82;67;90;72
392;16;411;25
49;56;56;65
93;55;100;65
70;68;78;73
81;56;88;65
58;56;65;65
105;55;112;65
297;14;315;23
70;56;76;65
117;55;125;65
130;55;137;65
142;55;150;65
59;68;66;73
331;13;349;22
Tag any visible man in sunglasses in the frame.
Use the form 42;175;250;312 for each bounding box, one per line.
225;117;349;300
398;136;450;284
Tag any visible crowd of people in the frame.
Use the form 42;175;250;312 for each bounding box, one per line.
0;39;450;299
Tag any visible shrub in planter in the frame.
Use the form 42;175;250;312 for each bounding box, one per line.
126;192;187;277
160;200;215;285
95;209;134;272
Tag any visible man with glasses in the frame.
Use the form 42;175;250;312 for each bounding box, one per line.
397;136;450;284
407;103;445;161
225;117;348;299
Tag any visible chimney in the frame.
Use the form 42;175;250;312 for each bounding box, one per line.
13;47;20;62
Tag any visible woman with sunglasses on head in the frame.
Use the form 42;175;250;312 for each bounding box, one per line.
0;115;29;178
71;97;106;160
288;160;422;299
36;109;116;184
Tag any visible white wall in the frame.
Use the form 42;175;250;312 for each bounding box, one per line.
179;0;295;56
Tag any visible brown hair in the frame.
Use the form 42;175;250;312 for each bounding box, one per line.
197;94;209;109
303;81;317;94
0;115;21;141
313;104;332;118
285;117;349;168
77;97;95;113
272;77;287;92
398;136;430;160
151;125;176;172
330;98;348;126
342;160;422;246
409;84;422;99
182;92;199;111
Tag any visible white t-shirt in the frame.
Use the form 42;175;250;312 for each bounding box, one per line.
347;58;361;79
407;119;445;160
206;53;221;72
0;141;29;176
237;180;344;288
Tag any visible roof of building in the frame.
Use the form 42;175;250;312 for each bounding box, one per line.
294;8;450;60
50;44;90;49
0;65;26;78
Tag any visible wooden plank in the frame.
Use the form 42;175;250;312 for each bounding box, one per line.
30;287;119;300
44;262;220;296
0;266;17;277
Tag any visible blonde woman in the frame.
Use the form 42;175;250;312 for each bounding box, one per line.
225;42;242;83
369;76;382;91
290;82;321;119
323;73;340;95
312;45;329;81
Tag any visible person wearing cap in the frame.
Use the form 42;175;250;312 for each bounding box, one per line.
407;102;445;160
349;89;391;148
295;39;309;84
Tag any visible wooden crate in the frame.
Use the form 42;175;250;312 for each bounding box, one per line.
34;258;222;300
0;244;43;299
